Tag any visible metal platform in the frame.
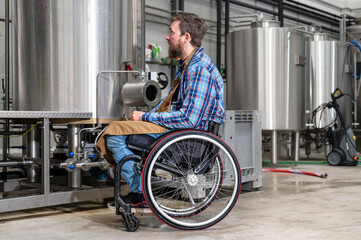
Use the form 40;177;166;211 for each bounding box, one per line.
0;110;114;214
0;111;92;119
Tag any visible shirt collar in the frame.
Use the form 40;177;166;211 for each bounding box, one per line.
178;47;203;68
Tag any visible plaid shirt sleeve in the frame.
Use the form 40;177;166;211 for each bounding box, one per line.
147;96;165;113
142;65;212;129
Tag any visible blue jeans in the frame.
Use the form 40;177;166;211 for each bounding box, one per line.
106;133;163;194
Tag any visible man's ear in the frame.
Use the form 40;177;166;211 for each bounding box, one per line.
183;32;192;43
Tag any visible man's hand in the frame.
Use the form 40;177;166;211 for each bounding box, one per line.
131;111;145;121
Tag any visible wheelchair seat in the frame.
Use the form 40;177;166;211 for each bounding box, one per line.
126;122;220;154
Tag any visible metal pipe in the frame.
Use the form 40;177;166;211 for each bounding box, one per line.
141;0;145;72
0;18;11;22
225;0;230;35
178;0;184;12
229;13;264;21
0;161;35;167
50;124;68;133
294;131;300;163
132;0;144;72
3;0;10;164
354;46;361;96
278;0;284;27
171;0;177;80
225;0;229;81
146;12;171;21
68;125;82;188
145;5;171;14
354;51;358;125
340;14;347;42
75;160;109;171
0;158;63;170
288;15;337;33
42;118;51;194
271;130;278;165
0;131;26;135
171;0;177;15
4;0;9;112
5;156;41;161
217;0;222;70
24;124;40;182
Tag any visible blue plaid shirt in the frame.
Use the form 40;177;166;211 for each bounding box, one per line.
142;47;225;130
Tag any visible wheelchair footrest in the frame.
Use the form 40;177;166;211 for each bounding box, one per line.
107;202;152;214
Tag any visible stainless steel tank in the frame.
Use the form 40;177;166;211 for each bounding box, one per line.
226;20;306;130
12;0;145;120
306;33;352;128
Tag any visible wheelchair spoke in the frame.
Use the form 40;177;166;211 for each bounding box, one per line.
181;180;195;205
175;141;192;170
142;131;241;230
194;146;218;174
159;148;186;177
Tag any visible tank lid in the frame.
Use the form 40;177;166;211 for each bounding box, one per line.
313;33;329;41
251;20;280;28
309;33;335;41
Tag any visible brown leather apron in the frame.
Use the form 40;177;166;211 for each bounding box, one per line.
96;48;198;165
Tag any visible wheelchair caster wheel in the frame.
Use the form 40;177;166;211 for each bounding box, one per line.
122;213;139;232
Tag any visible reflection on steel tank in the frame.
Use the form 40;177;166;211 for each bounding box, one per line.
12;0;143;120
226;20;306;130
305;33;352;129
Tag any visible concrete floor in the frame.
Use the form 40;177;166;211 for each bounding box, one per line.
1;164;361;240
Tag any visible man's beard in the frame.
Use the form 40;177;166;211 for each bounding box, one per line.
168;42;182;59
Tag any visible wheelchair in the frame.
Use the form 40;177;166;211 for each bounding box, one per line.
113;123;242;231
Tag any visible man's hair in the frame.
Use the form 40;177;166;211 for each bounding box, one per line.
170;13;208;47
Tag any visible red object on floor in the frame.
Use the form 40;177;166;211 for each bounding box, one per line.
262;168;327;178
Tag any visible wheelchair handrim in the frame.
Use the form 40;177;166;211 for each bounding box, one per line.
145;134;240;228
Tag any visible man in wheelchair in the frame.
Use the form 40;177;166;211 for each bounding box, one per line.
97;12;225;208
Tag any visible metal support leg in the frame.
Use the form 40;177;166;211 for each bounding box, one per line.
68;125;82;188
325;144;331;159
294;131;300;164
24;124;40;182
42;118;50;195
271;130;278;165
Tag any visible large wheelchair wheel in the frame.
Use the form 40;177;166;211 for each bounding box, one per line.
142;130;241;230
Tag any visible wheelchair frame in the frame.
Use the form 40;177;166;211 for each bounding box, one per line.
113;125;241;232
